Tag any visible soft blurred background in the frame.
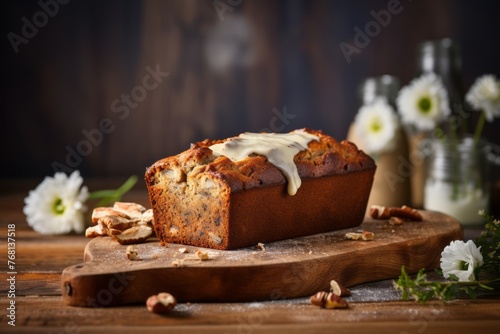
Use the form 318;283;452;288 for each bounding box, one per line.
2;0;500;180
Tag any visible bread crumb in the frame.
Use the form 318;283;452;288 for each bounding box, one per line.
195;250;209;260
257;242;266;252
172;260;185;267
179;248;188;253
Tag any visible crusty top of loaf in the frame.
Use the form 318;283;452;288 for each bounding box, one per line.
145;128;376;193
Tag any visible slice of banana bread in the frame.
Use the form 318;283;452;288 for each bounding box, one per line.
145;128;376;250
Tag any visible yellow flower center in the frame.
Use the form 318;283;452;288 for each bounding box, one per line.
418;96;432;114
53;198;66;215
458;260;469;271
370;117;383;133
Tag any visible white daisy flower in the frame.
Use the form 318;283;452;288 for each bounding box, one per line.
440;240;484;282
354;98;399;154
396;73;450;131
23;170;89;235
465;74;500;122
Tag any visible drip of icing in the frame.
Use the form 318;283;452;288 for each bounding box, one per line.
209;131;319;195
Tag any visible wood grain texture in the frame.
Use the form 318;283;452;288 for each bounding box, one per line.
2;296;500;334
61;211;462;306
1;183;499;333
4;0;500;179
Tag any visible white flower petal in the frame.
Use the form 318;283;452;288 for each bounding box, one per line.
466;74;500;122
354;98;399;154
396;73;450;131
440;240;483;282
23;170;88;235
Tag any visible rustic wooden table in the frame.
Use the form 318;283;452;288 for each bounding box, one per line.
1;179;499;333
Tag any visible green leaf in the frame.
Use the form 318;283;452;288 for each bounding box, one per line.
465;287;477;299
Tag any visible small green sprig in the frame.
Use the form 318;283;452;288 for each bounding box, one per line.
88;175;138;206
394;210;500;303
476;210;500;276
394;267;499;303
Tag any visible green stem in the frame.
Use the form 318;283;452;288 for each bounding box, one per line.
88;175;138;206
416;278;500;288
448;117;460;201
474;111;486;146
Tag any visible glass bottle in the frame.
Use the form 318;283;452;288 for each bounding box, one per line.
409;38;466;208
417;38;467;134
348;75;412;211
358;75;400;108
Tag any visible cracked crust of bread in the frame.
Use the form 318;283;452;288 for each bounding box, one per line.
145;128;376;250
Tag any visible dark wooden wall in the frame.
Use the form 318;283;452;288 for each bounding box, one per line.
2;0;500;179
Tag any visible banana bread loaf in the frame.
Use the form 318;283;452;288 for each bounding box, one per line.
145;128;376;250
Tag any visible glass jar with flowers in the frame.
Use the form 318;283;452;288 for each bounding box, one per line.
396;73;500;226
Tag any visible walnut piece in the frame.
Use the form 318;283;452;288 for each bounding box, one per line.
390;216;405;226
361;231;375;241
126;245;139;261
345;231;374;241
344;232;362;241
390;205;423;221
310;291;348;309
171;260;184;267
146;292;177;314
195;250;209;260
256;242;266;252
369;205;391;219
330;280;351;297
369;205;423;222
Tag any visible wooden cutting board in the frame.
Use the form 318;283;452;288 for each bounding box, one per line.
61;211;463;307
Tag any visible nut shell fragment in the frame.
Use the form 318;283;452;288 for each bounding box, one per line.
140;209;154;225
113;202;147;213
113;202;146;221
91;208;130;224
85;223;108;238
113;225;153;245
99;215;138;231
